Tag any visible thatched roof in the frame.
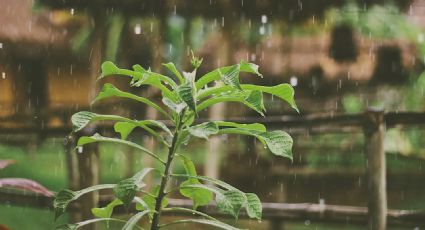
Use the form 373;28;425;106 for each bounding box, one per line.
0;0;72;58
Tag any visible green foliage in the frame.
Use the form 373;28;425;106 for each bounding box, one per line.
54;57;297;229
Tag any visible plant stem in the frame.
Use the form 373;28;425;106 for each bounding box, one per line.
150;114;183;230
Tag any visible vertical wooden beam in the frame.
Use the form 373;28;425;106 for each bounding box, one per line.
76;9;106;228
204;0;233;179
65;134;82;222
364;109;387;230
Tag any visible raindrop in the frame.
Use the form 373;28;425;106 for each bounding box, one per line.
173;5;177;15
1;72;5;79
221;17;224;27
150;22;154;32
259;25;265;35
304;220;310;225
250;53;256;61
134;24;142;35
241;0;243;6
78;146;83;153
0;43;3;49
290;76;298;87
261;15;268;24
70;8;75;15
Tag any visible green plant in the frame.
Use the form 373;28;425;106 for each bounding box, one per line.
53;54;297;230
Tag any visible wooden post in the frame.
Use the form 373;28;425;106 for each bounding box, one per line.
364;109;387;230
65;134;82;222
76;9;105;229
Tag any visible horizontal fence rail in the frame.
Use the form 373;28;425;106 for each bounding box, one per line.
0;190;424;227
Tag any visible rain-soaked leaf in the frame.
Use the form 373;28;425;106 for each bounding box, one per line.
93;83;168;117
220;64;242;90
54;184;115;219
114;168;155;206
91;199;123;218
122;210;150;230
77;134;165;164
188;122;219;139
216;190;246;219
177;82;197;113
163;62;184;83
179;155;213;208
245;193;262;220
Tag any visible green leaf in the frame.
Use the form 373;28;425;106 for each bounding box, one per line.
259;131;293;159
122;210;150;230
162;97;186;114
216;190;246;219
214;121;266;132
220;64;242;90
101;61;119;77
132;64;177;90
177;82;197;113
180;181;213;209
114;120;172;145
163;62;184;83
54;184;115;220
140;186;168;219
197;83;298;112
94;83;169;117
197;90;265;116
77;133;165;164
245;193;262;220
71;111;171;145
195;61;262;90
244;90;266;116
159;219;243;230
91;199;123;218
114;168;155;206
100;61;177;98
178;155;213;209
188;122;219;139
217;129;293;160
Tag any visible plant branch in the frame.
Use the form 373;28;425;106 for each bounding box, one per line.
150;111;185;230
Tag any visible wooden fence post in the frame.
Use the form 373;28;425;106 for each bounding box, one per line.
65;134;81;222
364;109;387;230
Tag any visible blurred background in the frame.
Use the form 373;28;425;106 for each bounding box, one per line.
1;0;425;229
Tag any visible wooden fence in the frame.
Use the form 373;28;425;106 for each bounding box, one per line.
1;110;425;229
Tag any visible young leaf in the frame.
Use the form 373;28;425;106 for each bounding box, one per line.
188;122;219;139
179;155;213;209
177;82;197;113
93;83;169;117
114;168;155;206
101;61;119;77
77;133;166;164
122;210;150;230
219;64;242;90
162;97;187;114
132;64;177;89
216;190;246;219
56;218;137;230
91;199;123;218
163;62;184;83
195;60;262;90
54;184;115;219
245;193;262;220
